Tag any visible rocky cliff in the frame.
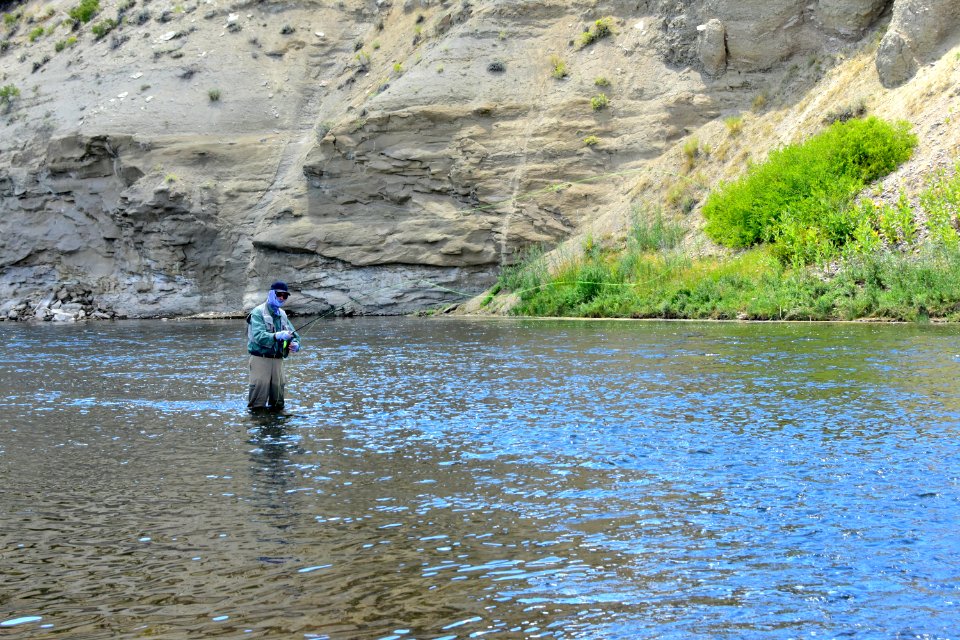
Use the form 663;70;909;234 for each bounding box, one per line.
0;0;957;320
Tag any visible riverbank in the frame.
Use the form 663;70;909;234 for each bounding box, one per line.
483;119;960;323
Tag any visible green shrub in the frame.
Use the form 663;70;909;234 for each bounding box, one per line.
0;83;19;105
594;76;610;87
920;162;960;249
208;88;221;101
55;36;77;51
497;244;548;296
681;137;700;170
666;180;698;214
69;0;100;23
3;12;20;28
583;135;600;147
590;93;609;111
506;240;960;322
724;115;743;135
702;117;917;258
91;17;116;39
550;55;568;79
629;206;685;252
579;16;614;48
28;26;44;41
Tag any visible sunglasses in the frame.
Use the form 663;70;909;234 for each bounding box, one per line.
275;291;289;300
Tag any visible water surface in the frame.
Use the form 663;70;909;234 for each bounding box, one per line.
1;318;959;638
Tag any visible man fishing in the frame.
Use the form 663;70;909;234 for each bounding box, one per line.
246;281;302;411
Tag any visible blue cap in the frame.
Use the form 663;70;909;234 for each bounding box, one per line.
270;281;289;293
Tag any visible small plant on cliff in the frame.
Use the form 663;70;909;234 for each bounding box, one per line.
550;55;568;79
594;76;610;87
91;18;116;39
583;135;600;147
0;83;20;108
724;115;743;136
55;36;78;51
69;0;100;24
751;92;768;112
208;88;221;101
3;11;21;29
392;61;403;75
590;93;609;111
28;26;44;41
665;178;700;214
579;17;614;48
681;137;700;171
824;99;867;125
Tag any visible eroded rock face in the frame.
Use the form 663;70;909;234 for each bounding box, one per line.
815;0;889;36
0;0;957;318
877;0;960;87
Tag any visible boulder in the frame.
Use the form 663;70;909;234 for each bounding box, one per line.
697;19;727;76
877;0;960;87
814;0;888;37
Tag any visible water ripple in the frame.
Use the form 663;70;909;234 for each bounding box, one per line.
0;319;958;638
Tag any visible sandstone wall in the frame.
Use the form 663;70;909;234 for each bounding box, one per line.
0;0;957;319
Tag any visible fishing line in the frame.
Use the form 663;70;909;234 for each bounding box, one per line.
507;272;673;301
289;278;480;338
277;161;693;334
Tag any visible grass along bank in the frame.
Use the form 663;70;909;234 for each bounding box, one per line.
496;118;960;322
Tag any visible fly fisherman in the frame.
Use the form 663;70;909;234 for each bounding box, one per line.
247;281;302;411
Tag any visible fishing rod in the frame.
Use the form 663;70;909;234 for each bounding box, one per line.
292;312;334;334
287;278;479;338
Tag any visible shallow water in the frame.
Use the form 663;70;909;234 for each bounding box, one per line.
1;317;959;639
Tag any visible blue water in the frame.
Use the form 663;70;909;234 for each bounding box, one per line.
1;317;958;639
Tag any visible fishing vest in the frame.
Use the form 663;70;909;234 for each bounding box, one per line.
247;303;291;358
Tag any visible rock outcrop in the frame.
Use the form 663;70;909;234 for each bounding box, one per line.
877;0;960;87
0;0;957;318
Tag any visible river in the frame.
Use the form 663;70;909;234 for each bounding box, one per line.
1;317;958;639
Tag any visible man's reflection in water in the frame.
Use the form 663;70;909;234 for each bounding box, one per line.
246;412;305;542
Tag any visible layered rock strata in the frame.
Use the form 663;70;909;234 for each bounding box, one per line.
0;0;956;318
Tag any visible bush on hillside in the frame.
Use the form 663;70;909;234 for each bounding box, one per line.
0;83;19;107
91;17;116;39
69;0;100;24
702;117;917;258
579;17;614;48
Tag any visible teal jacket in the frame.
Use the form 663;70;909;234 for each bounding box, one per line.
246;302;301;358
